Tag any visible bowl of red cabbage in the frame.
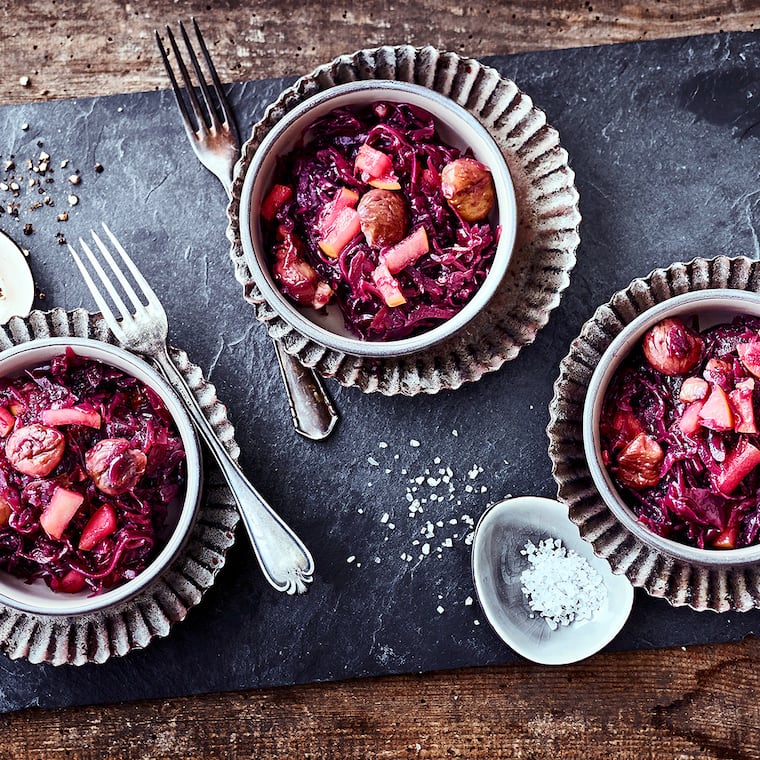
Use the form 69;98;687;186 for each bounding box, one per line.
238;80;517;357
0;337;202;615
583;289;760;565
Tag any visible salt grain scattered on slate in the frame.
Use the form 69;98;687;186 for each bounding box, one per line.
345;435;512;622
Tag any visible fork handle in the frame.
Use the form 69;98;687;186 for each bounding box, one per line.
273;341;338;440
153;346;315;595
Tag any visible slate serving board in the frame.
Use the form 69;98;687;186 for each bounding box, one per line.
0;29;758;713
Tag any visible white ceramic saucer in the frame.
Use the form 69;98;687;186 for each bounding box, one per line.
0;230;34;324
471;496;634;665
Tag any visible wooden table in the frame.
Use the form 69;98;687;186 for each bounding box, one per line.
3;2;760;757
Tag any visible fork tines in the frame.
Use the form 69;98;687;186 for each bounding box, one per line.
155;18;235;138
68;224;160;339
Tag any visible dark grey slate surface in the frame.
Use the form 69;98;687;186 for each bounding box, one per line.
0;30;758;712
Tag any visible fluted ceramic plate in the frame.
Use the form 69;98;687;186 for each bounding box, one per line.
227;45;581;396
0;309;240;665
472;496;633;665
548;256;760;613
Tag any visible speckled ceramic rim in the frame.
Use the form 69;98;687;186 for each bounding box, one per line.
0;337;202;616
583;289;760;567
227;44;581;396
548;256;760;612
0;309;239;664
238;79;517;358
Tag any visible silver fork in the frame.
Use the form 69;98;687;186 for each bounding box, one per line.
155;19;338;442
69;224;315;595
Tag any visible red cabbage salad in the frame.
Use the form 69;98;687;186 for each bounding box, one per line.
259;101;499;341
0;349;186;594
600;314;760;550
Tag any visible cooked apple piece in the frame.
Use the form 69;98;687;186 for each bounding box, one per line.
729;378;757;434
698;385;735;431
679;376;708;403
371;262;406;307
317;207;361;259
0;407;14;437
40;486;84;540
715;439;760;495
737;341;760;378
381;227;429;274
79;503;118;551
40;405;101;429
354;144;401;190
678;399;705;436
317;187;360;238
260;183;293;222
712;527;738;549
55;569;87;594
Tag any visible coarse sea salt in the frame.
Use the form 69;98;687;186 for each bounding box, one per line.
519;538;607;631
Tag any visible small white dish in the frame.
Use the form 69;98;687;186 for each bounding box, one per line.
239;79;517;358
583;288;760;567
0;230;34;324
0;337;202;616
471;496;634;665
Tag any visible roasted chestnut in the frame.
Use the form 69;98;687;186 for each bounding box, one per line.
357;189;408;248
5;423;65;477
441;157;495;222
85;438;147;496
642;317;704;376
616;432;664;489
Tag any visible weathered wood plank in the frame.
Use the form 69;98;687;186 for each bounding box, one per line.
1;1;758;106
3;638;759;759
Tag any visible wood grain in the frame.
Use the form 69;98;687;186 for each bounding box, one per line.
0;1;758;106
1;1;760;758
3;638;760;759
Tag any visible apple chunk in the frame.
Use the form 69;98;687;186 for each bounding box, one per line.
737;341;760;378
698;385;734;431
715;439;760;496
40;486;84;540
729;378;757;434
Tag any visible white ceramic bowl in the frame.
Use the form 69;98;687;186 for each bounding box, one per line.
0;337;202;616
471;496;633;665
583;288;760;567
238;79;518;358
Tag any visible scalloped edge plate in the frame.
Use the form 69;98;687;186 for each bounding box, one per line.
227;44;581;396
548;256;760;613
0;308;240;665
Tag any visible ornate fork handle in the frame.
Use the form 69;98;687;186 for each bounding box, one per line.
153;344;314;595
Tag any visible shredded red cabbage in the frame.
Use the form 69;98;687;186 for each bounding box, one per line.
0;349;186;594
262;101;498;340
601;315;760;550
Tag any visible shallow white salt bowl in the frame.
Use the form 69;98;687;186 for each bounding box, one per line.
471;496;634;665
